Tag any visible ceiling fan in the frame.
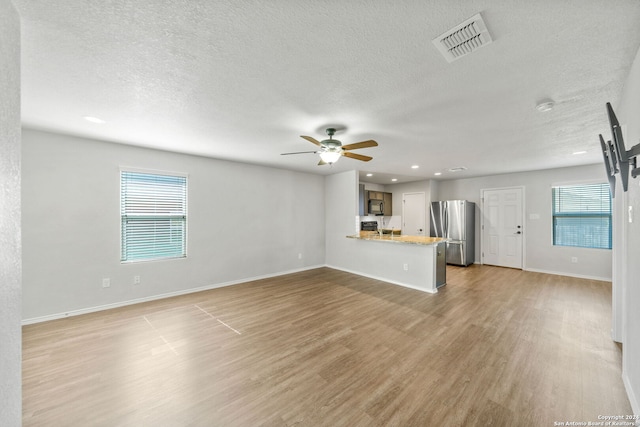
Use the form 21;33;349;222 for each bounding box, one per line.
281;128;378;165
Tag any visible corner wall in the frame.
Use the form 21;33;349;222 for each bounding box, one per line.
618;43;640;416
0;0;21;424
22;129;326;321
325;170;359;268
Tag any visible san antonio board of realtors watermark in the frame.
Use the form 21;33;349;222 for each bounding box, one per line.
553;414;640;426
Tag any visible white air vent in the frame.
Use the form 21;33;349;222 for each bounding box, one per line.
432;13;493;62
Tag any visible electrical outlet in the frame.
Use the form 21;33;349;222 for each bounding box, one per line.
403;263;409;271
102;278;111;288
571;257;578;263
298;253;303;260
133;275;141;285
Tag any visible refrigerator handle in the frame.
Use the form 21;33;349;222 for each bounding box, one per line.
443;202;449;238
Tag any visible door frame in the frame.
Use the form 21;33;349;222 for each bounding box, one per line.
480;186;526;269
402;191;426;236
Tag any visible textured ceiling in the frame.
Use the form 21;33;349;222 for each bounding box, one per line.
14;0;640;184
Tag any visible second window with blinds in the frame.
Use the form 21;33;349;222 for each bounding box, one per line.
551;183;612;250
120;170;188;263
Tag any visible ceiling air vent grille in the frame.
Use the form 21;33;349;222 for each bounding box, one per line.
432;13;493;62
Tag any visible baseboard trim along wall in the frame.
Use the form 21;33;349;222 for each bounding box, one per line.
22;265;325;325
524;267;611;282
326;265;439;295
22;265;611;324
623;373;640;424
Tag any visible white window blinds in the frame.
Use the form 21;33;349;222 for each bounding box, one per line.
552;183;612;249
121;171;187;262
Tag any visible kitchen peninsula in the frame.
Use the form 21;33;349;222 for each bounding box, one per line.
345;231;447;293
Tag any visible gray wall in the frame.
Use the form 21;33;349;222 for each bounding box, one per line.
325;170;359;268
0;0;21;424
437;164;612;280
22;129;326;321
618;42;640;416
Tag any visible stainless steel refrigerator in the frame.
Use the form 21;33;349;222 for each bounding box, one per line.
430;200;475;266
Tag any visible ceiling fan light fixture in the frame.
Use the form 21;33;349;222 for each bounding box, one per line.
290;128;378;165
319;151;341;164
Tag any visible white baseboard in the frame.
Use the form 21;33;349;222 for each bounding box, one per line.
326;264;438;294
22;264;325;325
524;267;611;282
623;372;640;422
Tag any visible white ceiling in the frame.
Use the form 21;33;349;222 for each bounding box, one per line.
14;0;640;184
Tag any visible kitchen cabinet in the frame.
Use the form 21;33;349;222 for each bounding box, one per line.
383;192;392;216
368;191;384;200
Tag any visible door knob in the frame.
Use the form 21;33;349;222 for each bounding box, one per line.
516;231;522;234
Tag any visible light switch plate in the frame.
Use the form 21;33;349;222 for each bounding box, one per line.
629;205;633;223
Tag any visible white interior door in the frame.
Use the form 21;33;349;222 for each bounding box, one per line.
482;187;523;269
402;192;426;236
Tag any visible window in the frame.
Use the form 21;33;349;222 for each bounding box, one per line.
552;183;611;249
121;171;187;262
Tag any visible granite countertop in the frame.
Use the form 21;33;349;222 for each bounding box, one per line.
347;231;446;246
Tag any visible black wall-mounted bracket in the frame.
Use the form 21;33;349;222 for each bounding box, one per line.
601;102;640;196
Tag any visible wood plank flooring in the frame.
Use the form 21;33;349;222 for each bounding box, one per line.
22;266;632;426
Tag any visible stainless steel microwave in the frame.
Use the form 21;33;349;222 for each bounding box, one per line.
369;199;384;215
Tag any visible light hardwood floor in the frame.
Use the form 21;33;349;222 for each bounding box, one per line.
23;265;632;426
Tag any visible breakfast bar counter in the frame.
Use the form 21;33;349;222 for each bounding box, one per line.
341;232;447;293
347;231;446;246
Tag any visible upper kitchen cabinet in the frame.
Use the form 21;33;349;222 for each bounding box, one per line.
383;192;392;216
368;191;384;200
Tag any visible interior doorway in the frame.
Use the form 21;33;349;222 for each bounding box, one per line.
402;192;426;236
481;187;524;269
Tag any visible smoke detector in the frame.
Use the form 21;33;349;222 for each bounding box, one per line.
535;99;555;112
432;13;493;62
447;166;467;173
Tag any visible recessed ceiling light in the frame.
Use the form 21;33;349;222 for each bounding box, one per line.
447;167;467;173
83;116;105;124
391;178;398;182
411;165;419;169
366;173;373;177
434;172;442;176
572;150;587;155
535;99;555;112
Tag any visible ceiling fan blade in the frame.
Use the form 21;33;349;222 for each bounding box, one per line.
343;152;373;162
317;159;327;166
300;135;322;146
281;151;318;155
341;140;378;151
